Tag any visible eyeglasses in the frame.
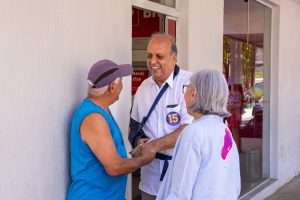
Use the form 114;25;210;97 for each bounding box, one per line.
182;84;189;94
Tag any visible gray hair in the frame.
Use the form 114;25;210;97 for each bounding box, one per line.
150;33;177;56
87;78;120;97
188;69;230;117
87;85;108;96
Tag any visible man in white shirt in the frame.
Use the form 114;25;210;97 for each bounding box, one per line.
129;33;193;200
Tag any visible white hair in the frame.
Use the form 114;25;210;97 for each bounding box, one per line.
189;69;230;117
87;78;121;96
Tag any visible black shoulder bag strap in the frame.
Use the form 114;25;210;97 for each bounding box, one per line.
129;65;180;147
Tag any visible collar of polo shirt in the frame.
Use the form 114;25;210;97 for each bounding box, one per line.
151;68;175;88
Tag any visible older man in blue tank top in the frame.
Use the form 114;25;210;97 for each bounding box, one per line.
67;59;156;200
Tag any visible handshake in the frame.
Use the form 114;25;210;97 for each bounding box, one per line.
130;139;158;165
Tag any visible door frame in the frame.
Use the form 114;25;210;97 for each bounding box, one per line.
132;0;179;18
129;1;180;200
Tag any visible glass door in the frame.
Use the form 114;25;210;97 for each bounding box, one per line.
223;0;272;195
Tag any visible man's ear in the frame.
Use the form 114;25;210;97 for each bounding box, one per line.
107;82;116;94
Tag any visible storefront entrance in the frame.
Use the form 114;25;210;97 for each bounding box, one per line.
131;1;177;199
132;7;176;96
130;0;273;199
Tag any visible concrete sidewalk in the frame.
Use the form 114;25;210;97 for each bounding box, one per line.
265;175;300;200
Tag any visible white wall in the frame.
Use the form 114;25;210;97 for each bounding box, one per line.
276;0;300;181
0;0;132;199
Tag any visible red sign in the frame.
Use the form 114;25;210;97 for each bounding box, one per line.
132;7;162;37
132;69;149;95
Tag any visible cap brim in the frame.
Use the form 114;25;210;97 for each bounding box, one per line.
118;64;133;77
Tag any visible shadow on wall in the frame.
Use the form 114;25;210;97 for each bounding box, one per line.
64;64;89;196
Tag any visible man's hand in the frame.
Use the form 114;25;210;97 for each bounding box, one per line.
130;141;157;165
130;138;150;157
130;144;143;157
137;142;157;165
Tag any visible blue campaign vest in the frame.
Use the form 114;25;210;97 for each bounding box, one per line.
67;99;127;200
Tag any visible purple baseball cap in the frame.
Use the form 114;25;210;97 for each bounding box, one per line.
87;59;133;88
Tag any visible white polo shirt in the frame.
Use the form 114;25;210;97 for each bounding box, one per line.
131;68;193;195
156;115;241;200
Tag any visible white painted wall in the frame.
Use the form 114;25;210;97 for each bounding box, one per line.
276;0;300;182
176;0;189;69
0;0;132;199
293;0;300;5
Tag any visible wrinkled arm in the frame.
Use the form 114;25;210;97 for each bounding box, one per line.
81;113;155;176
149;124;187;151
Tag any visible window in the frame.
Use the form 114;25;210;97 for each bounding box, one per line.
224;0;272;195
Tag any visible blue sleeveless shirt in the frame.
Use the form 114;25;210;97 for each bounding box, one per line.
67;99;127;200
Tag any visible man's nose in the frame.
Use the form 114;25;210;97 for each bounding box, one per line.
149;56;157;65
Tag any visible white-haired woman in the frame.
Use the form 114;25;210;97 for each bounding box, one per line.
156;70;241;200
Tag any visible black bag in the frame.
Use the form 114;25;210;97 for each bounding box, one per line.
128;118;148;147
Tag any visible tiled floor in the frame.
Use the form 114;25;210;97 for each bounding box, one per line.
266;175;300;200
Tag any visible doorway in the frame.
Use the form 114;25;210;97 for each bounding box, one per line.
131;3;177;199
132;7;176;96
